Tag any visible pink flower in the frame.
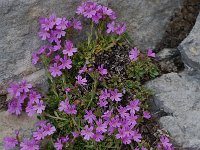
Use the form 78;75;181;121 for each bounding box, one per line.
98;64;107;76
20;80;32;93
49;63;62;77
129;47;139;61
59;56;72;70
126;99;140;114
132;129;142;143
117;106;129;118
84;110;96;124
147;49;156;58
115;22;126;35
20;139;39;150
81;125;94;140
143;111;151;119
72;19;82;30
76;75;87;86
54;138;63;150
93;132;104;142
160;136;173;149
3;136;18;150
32;53;39;65
33;100;45;114
95;119;107;133
63;41;77;56
106;21;116;33
110;89;123;102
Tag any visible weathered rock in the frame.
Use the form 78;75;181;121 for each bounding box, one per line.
156;48;184;73
108;0;183;50
0;0;184;94
0;111;37;149
178;13;200;71
146;72;200;149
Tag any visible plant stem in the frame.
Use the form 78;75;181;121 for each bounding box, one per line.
86;78;98;109
44;113;68;121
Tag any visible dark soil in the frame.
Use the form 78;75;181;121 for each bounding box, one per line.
156;0;200;51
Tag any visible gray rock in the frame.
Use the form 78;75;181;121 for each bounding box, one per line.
178;13;200;71
146;72;200;149
0;111;37;149
156;48;184;73
0;0;184;94
108;0;183;50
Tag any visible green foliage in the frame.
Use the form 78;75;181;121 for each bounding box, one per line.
127;56;159;82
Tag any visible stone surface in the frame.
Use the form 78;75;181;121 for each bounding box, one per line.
0;0;184;94
146;72;200;149
0;111;37;149
108;0;183;50
178;13;200;71
156;48;184;73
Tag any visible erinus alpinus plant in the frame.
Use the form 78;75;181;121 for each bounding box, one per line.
3;1;174;150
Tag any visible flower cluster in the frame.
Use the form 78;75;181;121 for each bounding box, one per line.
7;80;45;116
129;48;156;62
4;1;173;150
77;2;126;35
3;121;56;150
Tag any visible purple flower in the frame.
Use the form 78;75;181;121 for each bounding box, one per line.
147;49;156;58
20;80;32;93
143;111;151;119
63;41;77;56
106;21;116;33
58;99;70;112
115;22;126;35
126;99;140;114
78;65;87;74
122;136;132;145
96;119;107;133
33;128;45;141
81;125;94;140
110;89;123;102
72;19;82;30
3;137;18;150
54;138;63;150
98;64;107;76
102;6;113;16
8;98;22;115
99;89;110;100
117;106;129;118
66;104;77;115
56;17;68;30
32;53;39;65
109;116;121;128
33;100;45;114
59;56;72;70
76;75;87;86
97;99;108;108
72;131;80;138
7;83;22;98
49;63;62;77
38;30;50;40
129;47;139;61
61;135;69;143
93;132;104;142
55;30;66;39
43;123;56;136
160;136;173;149
126;114;138;127
84;110;96;124
102;109;113;120
29;91;42;103
20;139;39;150
26;105;36;117
132;129;142;143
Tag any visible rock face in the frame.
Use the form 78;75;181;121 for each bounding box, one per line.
0;0;183;94
178;13;200;70
0;111;37;149
146;72;200;149
108;0;183;50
